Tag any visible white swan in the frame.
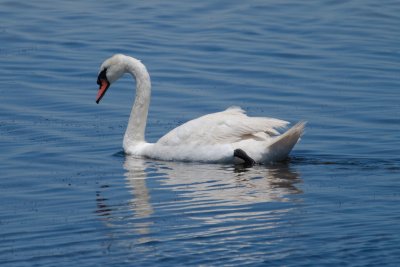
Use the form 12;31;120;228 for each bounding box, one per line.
96;54;305;165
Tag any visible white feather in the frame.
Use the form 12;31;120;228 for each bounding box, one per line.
158;106;289;146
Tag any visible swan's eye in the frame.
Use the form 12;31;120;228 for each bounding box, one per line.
97;68;108;85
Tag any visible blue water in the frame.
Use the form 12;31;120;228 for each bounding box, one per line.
1;1;400;266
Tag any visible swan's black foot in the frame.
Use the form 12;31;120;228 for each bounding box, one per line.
234;149;256;166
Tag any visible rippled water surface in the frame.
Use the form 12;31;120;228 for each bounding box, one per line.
1;1;400;266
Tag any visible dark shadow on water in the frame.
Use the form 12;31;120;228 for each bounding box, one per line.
112;149;400;172
112;150;125;158
289;154;400;171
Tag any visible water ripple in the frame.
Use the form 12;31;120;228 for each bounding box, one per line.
1;0;400;266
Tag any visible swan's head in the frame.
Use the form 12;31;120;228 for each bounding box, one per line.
96;54;127;104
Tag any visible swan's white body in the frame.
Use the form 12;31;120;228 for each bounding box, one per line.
96;54;305;164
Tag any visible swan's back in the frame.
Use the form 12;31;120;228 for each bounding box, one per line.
157;107;289;146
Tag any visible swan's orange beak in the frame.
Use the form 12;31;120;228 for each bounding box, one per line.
96;79;110;104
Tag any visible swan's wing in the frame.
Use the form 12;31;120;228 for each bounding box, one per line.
157;107;289;146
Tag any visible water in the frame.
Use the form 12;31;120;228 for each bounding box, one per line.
1;0;400;266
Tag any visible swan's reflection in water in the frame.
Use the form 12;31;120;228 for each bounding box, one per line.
126;157;301;227
146;162;302;205
97;156;303;248
124;159;154;236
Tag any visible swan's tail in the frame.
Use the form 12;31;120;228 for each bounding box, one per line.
264;121;306;163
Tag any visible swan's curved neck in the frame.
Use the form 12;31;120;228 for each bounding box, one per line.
123;57;151;150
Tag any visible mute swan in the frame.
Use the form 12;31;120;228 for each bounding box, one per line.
96;54;305;165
